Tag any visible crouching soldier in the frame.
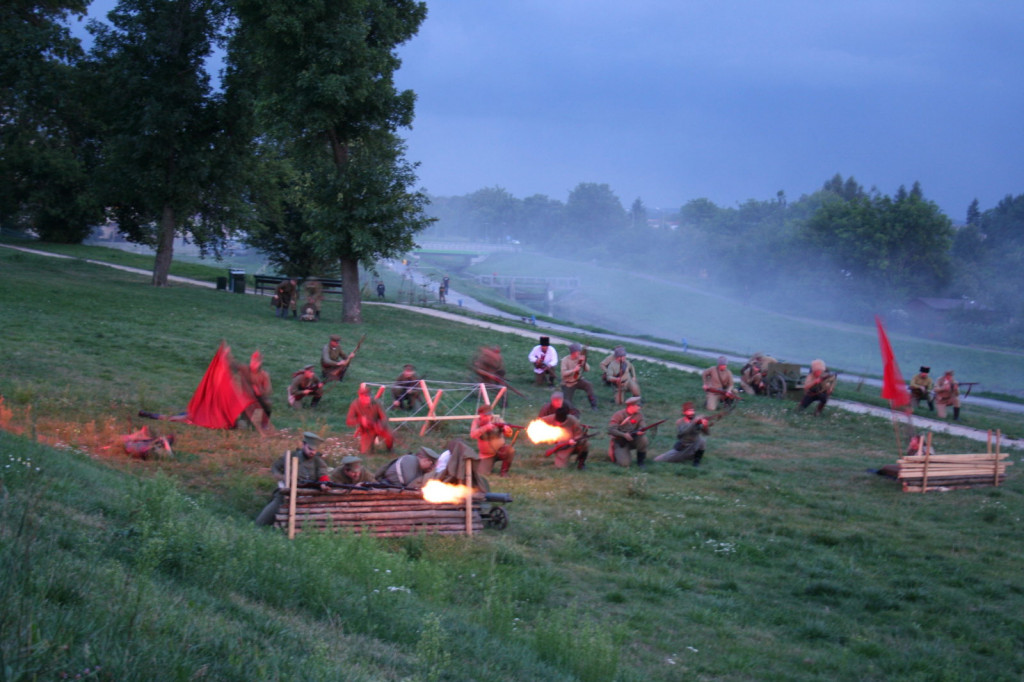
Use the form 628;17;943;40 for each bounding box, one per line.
607;396;648;467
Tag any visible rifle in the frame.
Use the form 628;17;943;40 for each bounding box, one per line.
705;386;741;401
635;418;667;435
544;426;591;457
323;334;366;383
388;373;426;411
569;346;589;383
475;368;526;398
805;372;836;396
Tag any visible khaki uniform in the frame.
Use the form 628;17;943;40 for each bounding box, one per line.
560;353;598;409
287;372;322;407
702;366;735;410
321;342;351;381
934;373;961;419
470;415;515;476
909;372;935;411
606;407;648;467
655;416;708;464
541;412;589;469
600;355;640;404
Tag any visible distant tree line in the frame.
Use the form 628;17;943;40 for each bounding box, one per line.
421;175;1024;345
1;0;433;321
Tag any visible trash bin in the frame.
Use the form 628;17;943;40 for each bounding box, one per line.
216;276;227;290
229;269;245;294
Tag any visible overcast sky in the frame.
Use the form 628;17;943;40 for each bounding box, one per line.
392;1;1023;219
79;1;1023;220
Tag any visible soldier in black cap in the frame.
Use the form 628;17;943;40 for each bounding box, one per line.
528;336;559;386
909;366;935;412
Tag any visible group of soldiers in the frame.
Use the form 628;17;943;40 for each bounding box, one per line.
247;329;965;521
909;366;963;420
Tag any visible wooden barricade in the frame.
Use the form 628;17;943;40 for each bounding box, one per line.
274;488;484;537
897;430;1011;492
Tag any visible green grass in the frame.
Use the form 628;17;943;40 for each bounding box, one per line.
2;245;1023;681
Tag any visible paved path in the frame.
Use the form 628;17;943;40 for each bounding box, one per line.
6;243;1021;451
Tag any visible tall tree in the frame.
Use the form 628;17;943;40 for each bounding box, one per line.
230;0;432;323
565;182;626;243
85;0;240;286
0;0;102;241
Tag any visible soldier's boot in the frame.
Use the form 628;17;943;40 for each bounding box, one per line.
693;450;704;467
636;450;647;468
576;452;588;471
310;397;321;408
953;407;960;421
927;400;935;412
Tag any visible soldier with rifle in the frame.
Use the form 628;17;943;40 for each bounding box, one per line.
560;342;599;410
390;364;423;411
607;396;660;468
287;365;323;408
702;356;737;410
654;401;728;466
600;346;640;405
541;406;590;470
470;404;516;477
375;446;439;489
321;334;362;382
255;431;331;525
331;455;376;485
528;336;559;387
234;350;273;434
346;383;394;455
798;358;836;416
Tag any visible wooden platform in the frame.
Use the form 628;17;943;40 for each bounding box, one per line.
274;488;484;537
896;430;1011;492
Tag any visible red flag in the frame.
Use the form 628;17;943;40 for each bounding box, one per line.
187;342;254;429
875;315;910;408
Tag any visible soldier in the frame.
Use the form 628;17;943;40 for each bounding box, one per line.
376;446;439;489
300;277;323;321
607;396;648;468
470;404;516;477
934;369;961;420
798;359;835;416
528;336;559;387
655;402;709;466
600;346;640;404
542;406;589;470
702;356;737;410
472;345;506;384
909;366;935;412
740;352;775;396
287;365;323;408
431;438;490;492
390;364;422;411
235;350;273;434
346;383;394;455
274;278;297;318
538;390;580;420
560;342;598;410
255;431;331;525
331;455;376;485
321;334;355;382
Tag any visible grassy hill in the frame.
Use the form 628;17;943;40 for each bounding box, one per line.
1;244;1023;681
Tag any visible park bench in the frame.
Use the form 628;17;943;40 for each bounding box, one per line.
253;275;344;299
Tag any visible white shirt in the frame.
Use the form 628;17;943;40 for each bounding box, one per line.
528;345;559;373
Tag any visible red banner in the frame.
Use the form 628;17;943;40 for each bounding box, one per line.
875;316;910;408
187;342;253;429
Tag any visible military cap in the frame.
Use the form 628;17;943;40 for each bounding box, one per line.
302;431;324;446
477;404;493;414
920;366;930;373
340;455;362;466
717;356;728;366
551;391;564;401
682;401;695;413
569;342;582;353
329;334;341;342
625;396;642;406
613;346;626;357
416;446;440;460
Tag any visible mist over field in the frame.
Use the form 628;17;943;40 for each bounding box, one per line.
461;251;1024;398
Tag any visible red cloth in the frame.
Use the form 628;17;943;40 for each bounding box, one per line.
875;316;910;408
187;342;254;429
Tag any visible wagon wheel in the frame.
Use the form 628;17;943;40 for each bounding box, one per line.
485;506;509;530
767;374;787;398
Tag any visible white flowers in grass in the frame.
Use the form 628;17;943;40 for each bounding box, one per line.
704;538;736;555
3;453;41;473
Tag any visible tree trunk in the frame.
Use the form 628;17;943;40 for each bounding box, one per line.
340;257;362;323
152;204;176;287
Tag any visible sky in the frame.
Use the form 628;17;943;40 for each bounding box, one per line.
77;1;1024;220
390;1;1024;219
